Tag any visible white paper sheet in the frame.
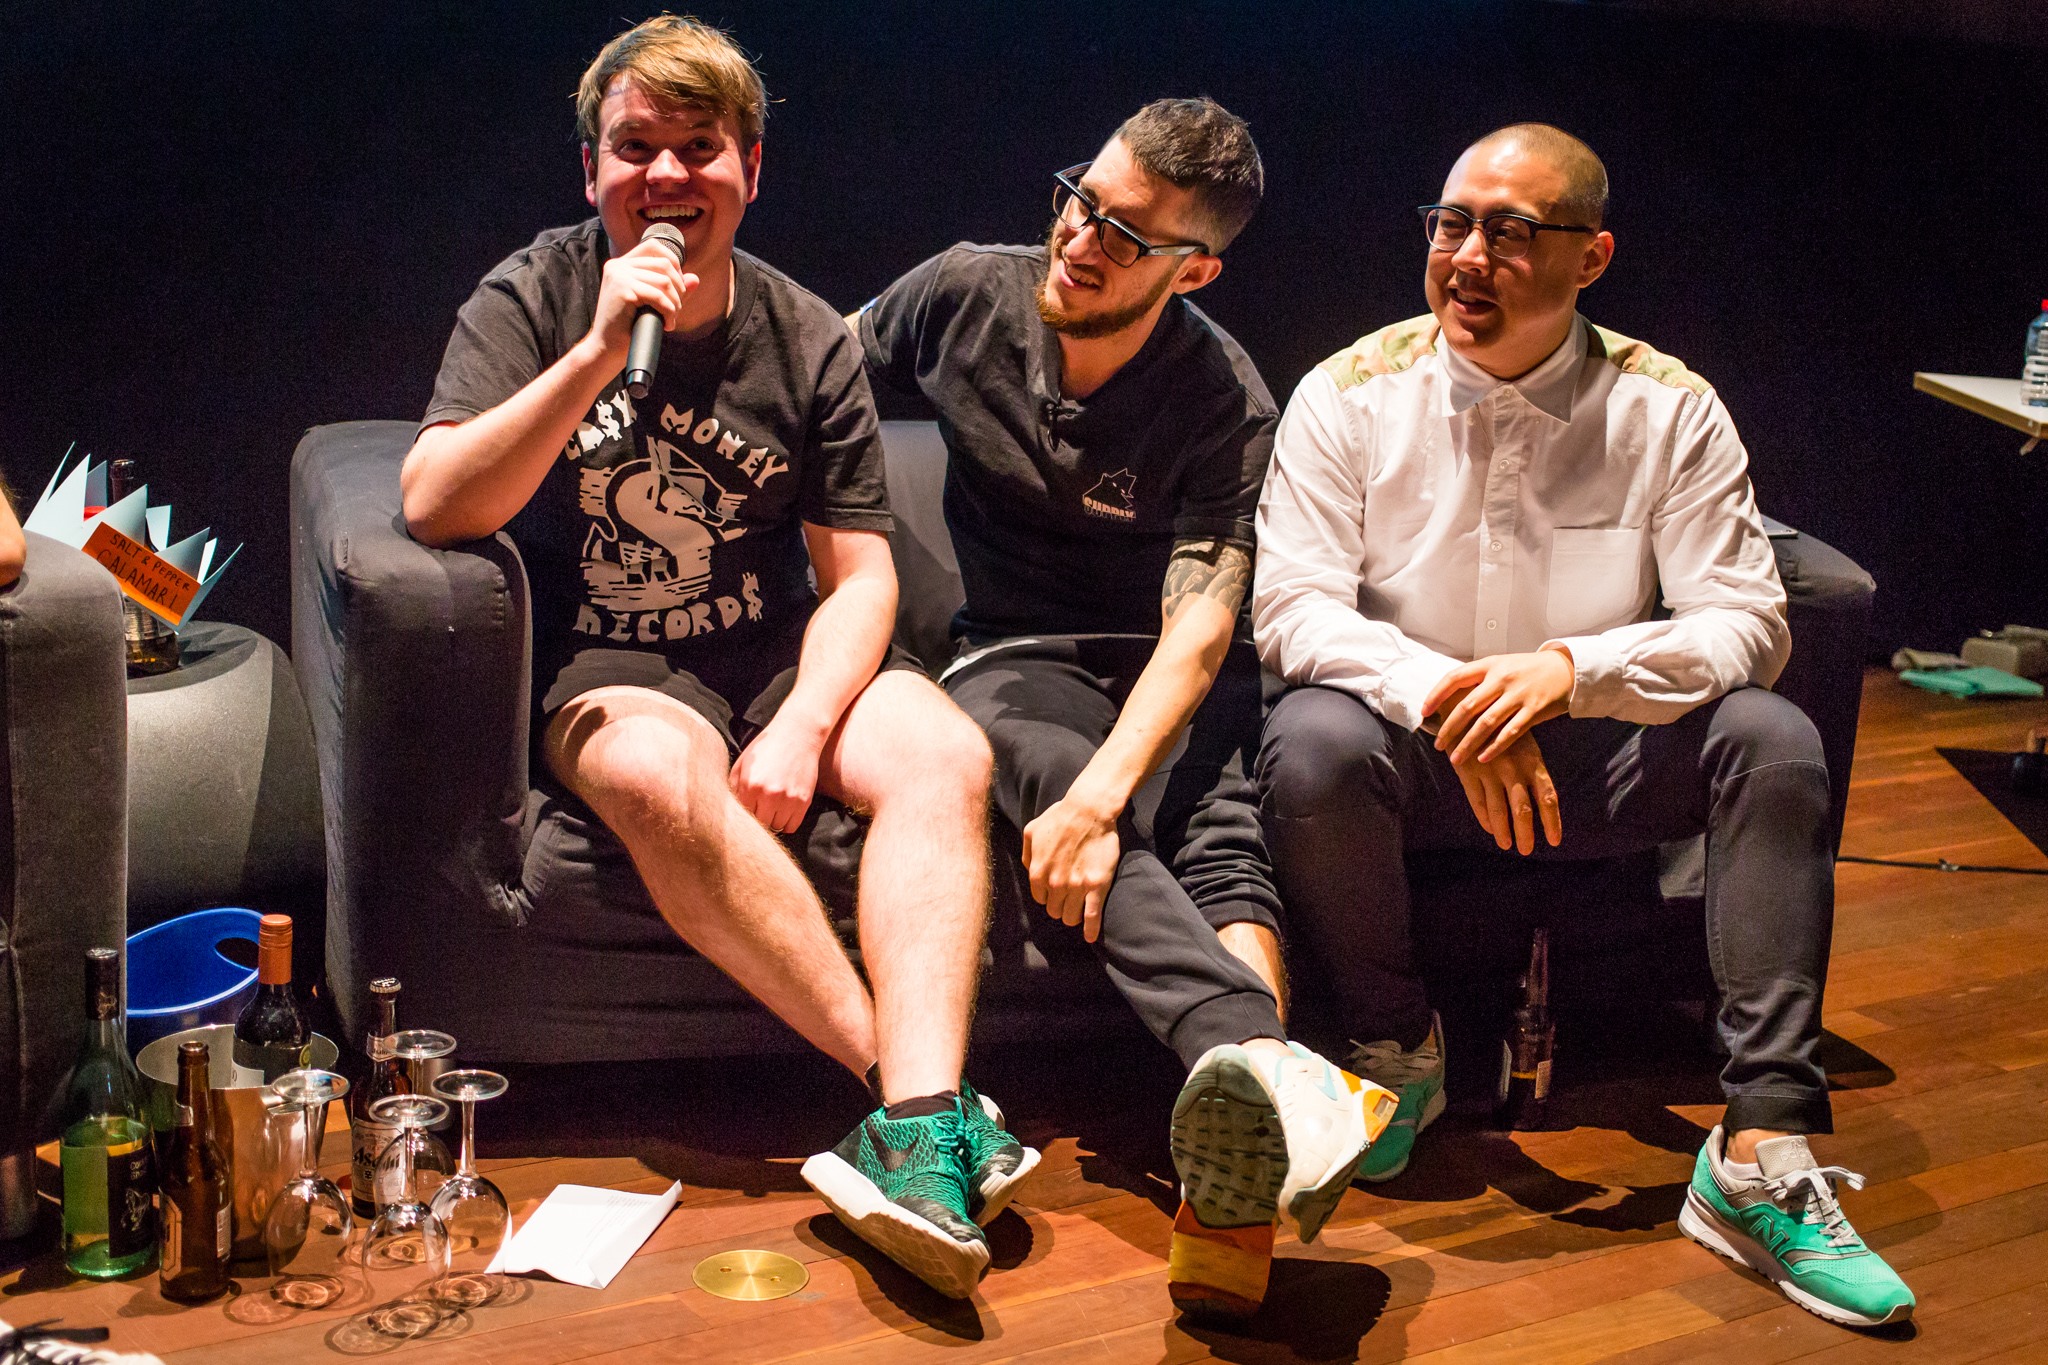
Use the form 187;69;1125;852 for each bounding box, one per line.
486;1181;681;1289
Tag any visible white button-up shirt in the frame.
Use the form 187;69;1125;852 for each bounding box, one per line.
1252;313;1788;731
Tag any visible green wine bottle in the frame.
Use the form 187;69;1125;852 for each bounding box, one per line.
59;947;156;1279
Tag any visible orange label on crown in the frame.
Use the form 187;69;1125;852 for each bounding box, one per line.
82;521;200;625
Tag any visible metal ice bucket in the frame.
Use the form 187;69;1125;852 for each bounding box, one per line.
136;1023;339;1263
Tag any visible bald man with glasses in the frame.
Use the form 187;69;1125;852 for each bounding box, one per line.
1252;123;1914;1330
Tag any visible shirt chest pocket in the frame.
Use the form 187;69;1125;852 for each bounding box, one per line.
1546;526;1649;637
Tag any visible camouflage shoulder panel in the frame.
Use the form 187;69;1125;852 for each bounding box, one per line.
1318;315;1441;392
1587;324;1711;397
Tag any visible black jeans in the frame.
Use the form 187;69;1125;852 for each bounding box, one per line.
1257;684;1835;1135
946;637;1285;1069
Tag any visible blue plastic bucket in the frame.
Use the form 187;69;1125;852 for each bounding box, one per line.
125;907;264;1053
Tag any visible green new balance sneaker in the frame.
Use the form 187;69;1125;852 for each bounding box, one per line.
801;1102;990;1299
1347;1012;1445;1182
958;1084;1040;1224
1678;1126;1915;1327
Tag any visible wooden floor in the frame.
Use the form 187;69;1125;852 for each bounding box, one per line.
9;670;2048;1363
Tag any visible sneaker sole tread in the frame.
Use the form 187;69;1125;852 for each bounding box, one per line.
1171;1054;1288;1229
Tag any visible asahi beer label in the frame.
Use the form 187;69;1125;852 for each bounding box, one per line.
216;1204;232;1260
1534;1058;1553;1101
352;1119;399;1213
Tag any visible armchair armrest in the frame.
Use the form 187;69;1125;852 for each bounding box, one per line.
290;421;532;1042
0;534;126;1151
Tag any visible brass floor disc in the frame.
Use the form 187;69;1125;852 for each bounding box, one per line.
692;1249;809;1301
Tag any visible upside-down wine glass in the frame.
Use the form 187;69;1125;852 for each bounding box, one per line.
389;1027;458;1100
361;1094;453;1339
262;1069;355;1308
427;1069;511;1307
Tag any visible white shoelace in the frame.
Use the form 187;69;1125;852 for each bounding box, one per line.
1764;1165;1867;1249
1347;1037;1438;1087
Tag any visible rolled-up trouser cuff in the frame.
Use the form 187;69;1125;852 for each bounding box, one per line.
1723;1089;1833;1136
1168;990;1284;1070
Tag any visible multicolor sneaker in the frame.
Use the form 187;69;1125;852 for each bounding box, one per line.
1278;1042;1399;1242
959;1084;1040;1223
1678;1126;1915;1328
1165;1042;1391;1317
1347;1012;1446;1183
1167;1044;1287;1319
801;1101;990;1299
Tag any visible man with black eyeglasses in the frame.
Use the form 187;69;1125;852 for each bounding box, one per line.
1253;123;1914;1329
854;97;1396;1320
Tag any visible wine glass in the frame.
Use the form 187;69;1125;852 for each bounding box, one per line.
428;1069;510;1308
361;1094;453;1339
389;1028;458;1092
263;1069;355;1309
390;1027;458;1142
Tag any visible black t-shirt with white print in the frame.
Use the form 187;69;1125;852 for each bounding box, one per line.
423;219;892;690
858;243;1276;642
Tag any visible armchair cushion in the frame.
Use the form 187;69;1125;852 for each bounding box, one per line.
0;534;127;1147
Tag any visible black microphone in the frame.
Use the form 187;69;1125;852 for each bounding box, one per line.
624;223;687;400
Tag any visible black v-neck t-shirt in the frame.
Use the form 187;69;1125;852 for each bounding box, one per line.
858;243;1276;641
423;219;891;686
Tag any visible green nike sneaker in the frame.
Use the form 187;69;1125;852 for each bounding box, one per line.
1679;1126;1914;1327
801;1101;990;1299
1347;1012;1445;1182
958;1084;1040;1223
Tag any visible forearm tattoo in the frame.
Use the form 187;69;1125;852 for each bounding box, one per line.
1163;538;1252;620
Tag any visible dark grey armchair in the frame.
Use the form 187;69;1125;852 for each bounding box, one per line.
0;534;127;1237
291;419;1875;1064
290;421;1124;1064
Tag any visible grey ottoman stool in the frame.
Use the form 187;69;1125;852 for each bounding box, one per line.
126;622;325;974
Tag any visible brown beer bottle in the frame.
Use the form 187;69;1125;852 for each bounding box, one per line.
158;1041;231;1302
348;977;410;1219
104;459;181;677
1495;925;1555;1130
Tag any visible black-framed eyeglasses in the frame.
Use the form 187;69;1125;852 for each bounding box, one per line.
1053;163;1211;268
1417;204;1595;261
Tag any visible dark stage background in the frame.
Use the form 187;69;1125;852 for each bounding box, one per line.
3;1;2042;656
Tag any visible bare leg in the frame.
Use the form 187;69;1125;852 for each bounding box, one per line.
1217;923;1288;1030
819;672;992;1104
545;686;877;1077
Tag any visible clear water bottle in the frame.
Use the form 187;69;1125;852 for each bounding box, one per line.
2025;300;2048;408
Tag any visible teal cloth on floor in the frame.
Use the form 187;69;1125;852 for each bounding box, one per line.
1899;666;2046;699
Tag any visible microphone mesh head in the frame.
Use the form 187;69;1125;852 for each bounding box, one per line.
643;222;686;262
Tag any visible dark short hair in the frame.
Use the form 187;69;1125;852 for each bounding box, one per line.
1112;97;1264;252
1470;123;1608;229
576;14;768;152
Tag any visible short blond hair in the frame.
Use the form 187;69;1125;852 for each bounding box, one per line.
575;15;768;151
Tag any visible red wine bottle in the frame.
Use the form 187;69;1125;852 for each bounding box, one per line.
233;914;311;1083
158;1041;231;1302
